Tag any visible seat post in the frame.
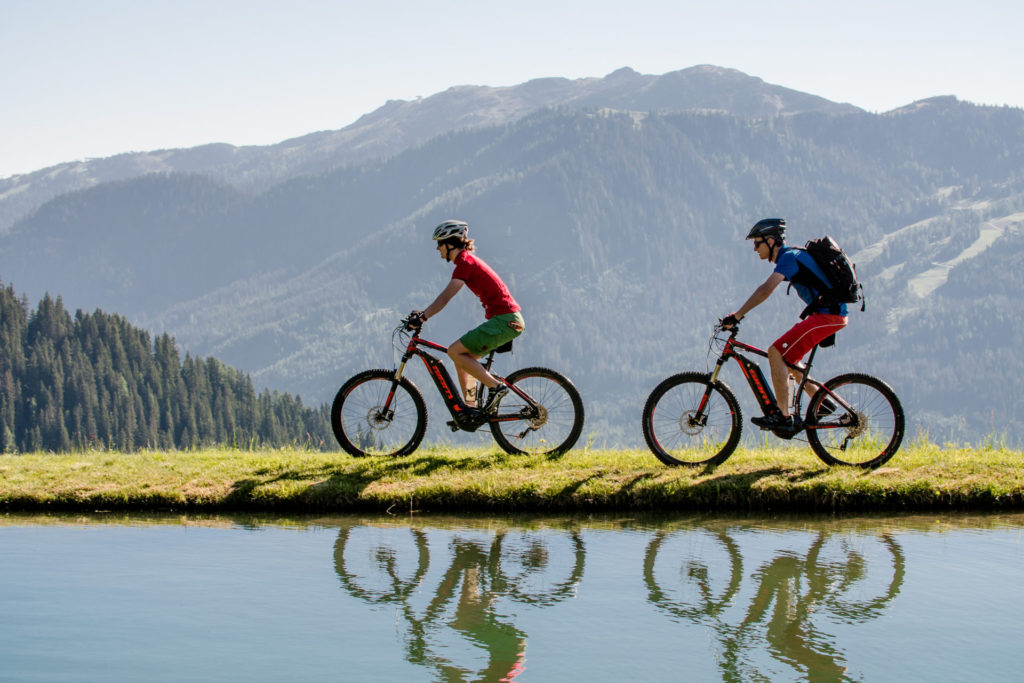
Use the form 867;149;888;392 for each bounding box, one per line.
804;344;819;372
791;344;819;414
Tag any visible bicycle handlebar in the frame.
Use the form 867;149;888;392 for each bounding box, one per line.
715;319;740;336
401;311;424;332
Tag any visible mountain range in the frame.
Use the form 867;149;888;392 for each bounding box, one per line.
2;65;1022;447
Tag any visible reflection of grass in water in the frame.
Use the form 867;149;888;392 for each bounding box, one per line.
1;443;1023;512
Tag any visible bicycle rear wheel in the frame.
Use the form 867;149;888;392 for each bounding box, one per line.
805;373;904;468
642;372;742;466
489;367;584;455
331;369;427;457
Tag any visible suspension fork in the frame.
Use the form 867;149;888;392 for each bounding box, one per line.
378;340;419;417
694;351;733;420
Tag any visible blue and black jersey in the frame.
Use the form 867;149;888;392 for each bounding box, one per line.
774;246;849;316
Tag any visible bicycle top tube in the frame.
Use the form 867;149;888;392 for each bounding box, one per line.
413;336;449;354
402;327;448;355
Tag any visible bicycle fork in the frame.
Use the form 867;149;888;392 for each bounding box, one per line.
372;353;415;426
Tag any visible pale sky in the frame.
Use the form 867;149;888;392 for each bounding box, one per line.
2;0;1022;179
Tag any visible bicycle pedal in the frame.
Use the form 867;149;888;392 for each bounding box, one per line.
446;420;460;432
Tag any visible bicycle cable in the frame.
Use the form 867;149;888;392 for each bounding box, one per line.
391;324;408;369
705;323;728;373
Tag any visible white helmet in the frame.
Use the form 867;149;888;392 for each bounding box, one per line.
432;220;469;241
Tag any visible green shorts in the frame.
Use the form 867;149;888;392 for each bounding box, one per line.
459;312;525;356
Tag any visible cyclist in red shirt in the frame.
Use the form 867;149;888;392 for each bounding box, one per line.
412;220;525;413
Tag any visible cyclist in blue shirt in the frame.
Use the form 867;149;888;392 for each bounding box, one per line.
721;218;848;433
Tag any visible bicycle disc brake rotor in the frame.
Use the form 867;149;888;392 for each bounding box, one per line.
678;410;705;435
365;407;392;431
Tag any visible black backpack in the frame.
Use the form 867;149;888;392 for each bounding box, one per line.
789;235;865;318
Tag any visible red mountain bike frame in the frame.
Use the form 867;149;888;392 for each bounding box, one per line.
392;329;534;426
708;329;846;428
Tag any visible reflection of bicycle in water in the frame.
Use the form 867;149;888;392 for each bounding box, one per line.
334;522;585;681
643;524;905;681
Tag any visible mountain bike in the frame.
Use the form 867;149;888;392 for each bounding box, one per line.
642;321;904;468
331;314;584;457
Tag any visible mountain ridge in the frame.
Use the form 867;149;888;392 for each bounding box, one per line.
2;65;861;233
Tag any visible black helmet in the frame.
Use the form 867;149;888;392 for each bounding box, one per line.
746;218;786;241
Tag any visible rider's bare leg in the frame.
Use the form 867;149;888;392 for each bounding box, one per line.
448;340;499;406
787;367;820;404
768;345;792;417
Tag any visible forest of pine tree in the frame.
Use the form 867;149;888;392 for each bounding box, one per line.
0;281;333;452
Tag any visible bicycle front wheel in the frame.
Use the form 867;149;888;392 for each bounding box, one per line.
331;369;427;457
642;372;741;466
490;367;584;456
806;373;904;468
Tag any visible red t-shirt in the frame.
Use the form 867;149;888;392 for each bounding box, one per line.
451;251;520;319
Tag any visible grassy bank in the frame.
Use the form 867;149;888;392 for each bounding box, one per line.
2;443;1023;513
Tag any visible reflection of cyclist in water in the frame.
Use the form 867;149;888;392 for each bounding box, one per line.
426;543;527;682
737;553;849;680
644;525;904;681
334;524;584;683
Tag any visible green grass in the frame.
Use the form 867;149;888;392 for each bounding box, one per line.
1;442;1022;513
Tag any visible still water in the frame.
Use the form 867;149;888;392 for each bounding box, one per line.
1;512;1022;682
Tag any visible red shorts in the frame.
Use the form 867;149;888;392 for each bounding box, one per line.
773;314;848;363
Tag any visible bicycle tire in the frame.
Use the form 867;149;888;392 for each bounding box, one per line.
642;372;742;466
333;526;431;603
805;373;904;468
489;367;584;456
331;369;427;457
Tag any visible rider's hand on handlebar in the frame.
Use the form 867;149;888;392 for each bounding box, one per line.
403;310;425;330
720;314;740;330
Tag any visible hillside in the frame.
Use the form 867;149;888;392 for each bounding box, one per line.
1;68;1022;447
